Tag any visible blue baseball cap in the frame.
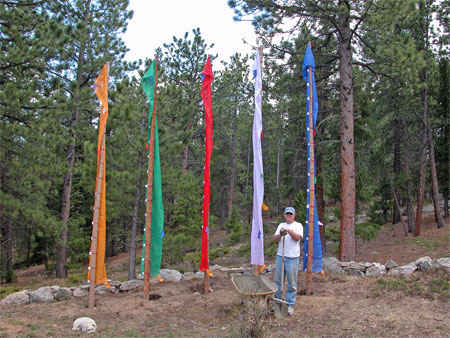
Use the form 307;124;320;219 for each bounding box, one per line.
284;207;295;214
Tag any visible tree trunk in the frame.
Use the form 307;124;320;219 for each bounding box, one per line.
392;117;402;224
401;117;416;233
414;130;428;237
427;124;445;228
444;191;449;219
338;2;356;262
57;135;75;278
56;2;90;278
276;141;282;215
227;99;238;218
181;118;194;174
128;108;146;280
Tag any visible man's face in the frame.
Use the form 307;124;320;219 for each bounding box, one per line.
284;212;295;223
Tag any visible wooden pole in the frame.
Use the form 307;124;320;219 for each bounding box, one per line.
306;42;315;296
143;57;158;299
88;62;109;309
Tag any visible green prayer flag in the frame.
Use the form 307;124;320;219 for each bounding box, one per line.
140;60;164;277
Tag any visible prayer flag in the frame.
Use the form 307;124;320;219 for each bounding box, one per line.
140;59;164;277
88;64;109;287
200;57;214;272
302;44;323;273
251;51;265;266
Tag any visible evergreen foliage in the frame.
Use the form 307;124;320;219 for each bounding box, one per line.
1;0;448;280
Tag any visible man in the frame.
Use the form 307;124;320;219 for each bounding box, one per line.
273;206;303;315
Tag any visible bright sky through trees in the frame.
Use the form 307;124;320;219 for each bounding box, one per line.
123;0;257;64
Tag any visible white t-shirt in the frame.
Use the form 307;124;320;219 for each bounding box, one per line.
274;221;303;258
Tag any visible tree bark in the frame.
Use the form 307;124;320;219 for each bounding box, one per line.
392;117;402;224
128;108;146;280
338;2;356;262
401;117;416;233
227;98;238;218
427;124;445;228
414;131;428;237
56;1;90;278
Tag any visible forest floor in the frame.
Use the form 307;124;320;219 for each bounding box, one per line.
0;208;449;338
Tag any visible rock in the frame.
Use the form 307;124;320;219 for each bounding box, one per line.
183;272;195;280
109;280;122;288
437;257;450;274
385;260;398;270
194;271;204;279
79;284;90;291
29;286;54;303
243;268;254;275
72;287;88;298
72;317;97;334
0;290;30;306
347;269;365;276
209;265;227;277
415;256;433;271
160;269;183;282
266;264;276;273
366;265;387;277
95;285;109;295
388;262;417;275
348;261;366;271
119;279;143;292
54;287;72;301
323;257;345;274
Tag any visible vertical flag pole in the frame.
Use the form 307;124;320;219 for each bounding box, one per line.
88;62;109;309
143;57;158;299
306;41;315;295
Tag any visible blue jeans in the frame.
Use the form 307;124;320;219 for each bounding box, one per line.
274;255;299;306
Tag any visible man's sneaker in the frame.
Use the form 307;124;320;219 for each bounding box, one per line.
288;306;294;315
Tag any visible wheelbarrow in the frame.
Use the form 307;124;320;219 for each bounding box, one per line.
231;274;278;298
231;274;288;318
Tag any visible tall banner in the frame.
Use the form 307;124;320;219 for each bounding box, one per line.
302;44;323;273
140;60;164;278
200;57;213;273
251;51;265;266
88;64;109;287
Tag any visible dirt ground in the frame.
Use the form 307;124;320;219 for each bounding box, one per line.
0;211;449;338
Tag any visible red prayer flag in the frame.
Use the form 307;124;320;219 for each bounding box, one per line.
200;57;213;271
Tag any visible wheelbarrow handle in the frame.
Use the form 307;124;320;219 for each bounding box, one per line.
272;297;289;305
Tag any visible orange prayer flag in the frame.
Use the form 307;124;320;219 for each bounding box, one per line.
88;63;110;288
93;64;108;110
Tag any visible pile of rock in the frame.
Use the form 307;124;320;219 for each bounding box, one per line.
322;256;450;277
1;257;448;307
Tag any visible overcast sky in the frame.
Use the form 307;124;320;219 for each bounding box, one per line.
122;0;258;65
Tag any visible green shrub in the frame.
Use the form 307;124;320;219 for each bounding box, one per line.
293;189;307;224
355;222;381;242
0;286;22;299
0;270;17;283
325;225;340;242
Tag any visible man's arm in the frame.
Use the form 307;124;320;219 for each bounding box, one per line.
285;228;302;242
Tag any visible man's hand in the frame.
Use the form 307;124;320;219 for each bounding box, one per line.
280;228;287;236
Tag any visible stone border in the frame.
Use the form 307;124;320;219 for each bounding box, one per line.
1;257;448;306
